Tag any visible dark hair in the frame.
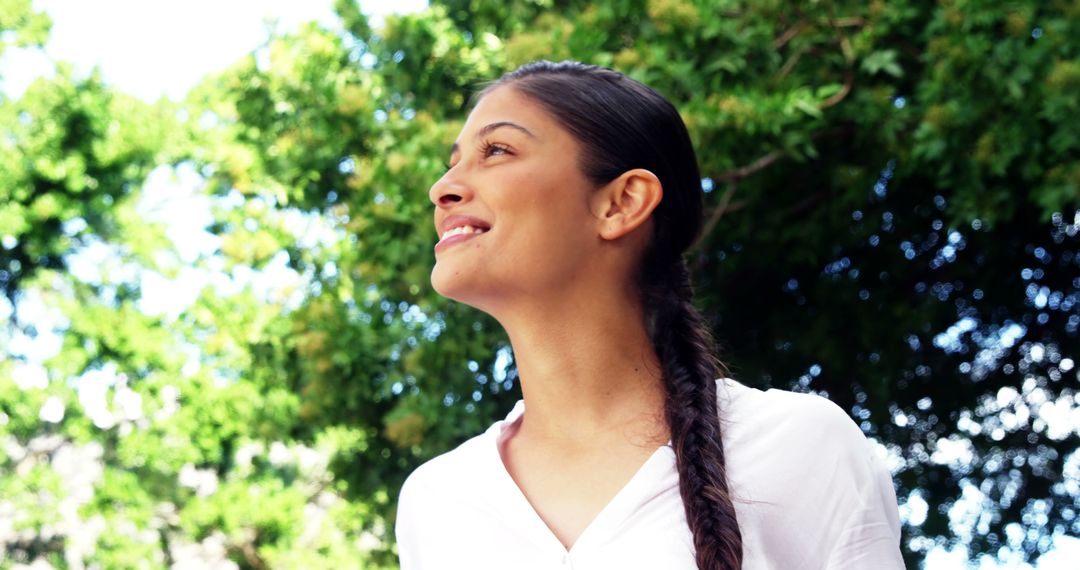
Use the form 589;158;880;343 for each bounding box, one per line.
482;61;742;569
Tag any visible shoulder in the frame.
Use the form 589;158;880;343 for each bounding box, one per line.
719;379;904;568
395;406;528;569
396;400;520;530
398;431;490;514
718;377;892;508
719;378;871;461
396;430;491;559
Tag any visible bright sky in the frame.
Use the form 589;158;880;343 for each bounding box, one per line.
1;0;428;101
0;0;426;324
2;1;1077;568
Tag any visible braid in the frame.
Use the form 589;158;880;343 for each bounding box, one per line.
643;260;743;570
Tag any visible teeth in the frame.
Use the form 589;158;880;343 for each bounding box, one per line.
441;225;487;240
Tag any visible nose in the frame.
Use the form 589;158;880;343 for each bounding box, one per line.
429;169;472;208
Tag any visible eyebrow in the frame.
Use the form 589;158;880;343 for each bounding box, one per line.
449;121;536;156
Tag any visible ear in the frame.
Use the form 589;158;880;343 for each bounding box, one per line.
589;168;663;241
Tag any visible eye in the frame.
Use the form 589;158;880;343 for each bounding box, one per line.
480;140;512;158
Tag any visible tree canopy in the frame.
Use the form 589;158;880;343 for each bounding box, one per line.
1;0;1078;568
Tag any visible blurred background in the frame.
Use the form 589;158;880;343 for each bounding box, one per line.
1;0;1077;568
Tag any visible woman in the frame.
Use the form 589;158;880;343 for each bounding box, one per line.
396;60;904;570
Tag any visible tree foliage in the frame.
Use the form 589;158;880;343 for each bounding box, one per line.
1;0;1078;568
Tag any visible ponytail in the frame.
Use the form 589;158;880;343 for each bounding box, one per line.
642;259;743;569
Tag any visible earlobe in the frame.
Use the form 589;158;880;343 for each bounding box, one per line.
593;169;663;241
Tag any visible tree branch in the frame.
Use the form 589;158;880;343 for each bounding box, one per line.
819;70;855;109
775;17;865;52
782;188;830;221
691;181;738;252
830;17;866;28
774;20;807;49
691;125;855;251
776;46;814;80
233;538;269;570
715;150;785;182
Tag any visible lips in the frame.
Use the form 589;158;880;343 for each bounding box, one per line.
440;214;492;236
435;214;492;252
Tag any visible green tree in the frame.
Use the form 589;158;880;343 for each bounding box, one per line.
2;0;1078;568
2;2;395;567
193;1;1075;566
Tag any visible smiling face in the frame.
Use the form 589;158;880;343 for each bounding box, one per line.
429;85;603;313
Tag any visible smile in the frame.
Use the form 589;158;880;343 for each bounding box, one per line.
435;225;489;251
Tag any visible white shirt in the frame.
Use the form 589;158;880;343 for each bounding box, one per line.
396;378;905;569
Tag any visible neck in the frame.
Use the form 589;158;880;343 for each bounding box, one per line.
493;280;669;451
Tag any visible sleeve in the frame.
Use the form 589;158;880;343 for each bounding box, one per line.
721;387;906;569
395;472;423;570
823;432;906;569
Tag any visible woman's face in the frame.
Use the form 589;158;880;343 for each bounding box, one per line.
429;85;602;311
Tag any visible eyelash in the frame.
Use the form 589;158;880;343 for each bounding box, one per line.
480;140;511;158
445;140;512;171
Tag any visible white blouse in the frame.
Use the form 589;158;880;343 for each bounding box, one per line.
396;378;905;569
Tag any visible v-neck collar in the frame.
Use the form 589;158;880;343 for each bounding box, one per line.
484;400;677;556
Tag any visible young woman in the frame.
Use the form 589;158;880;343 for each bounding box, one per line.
396;60;905;570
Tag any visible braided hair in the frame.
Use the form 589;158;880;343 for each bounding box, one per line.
481;60;743;569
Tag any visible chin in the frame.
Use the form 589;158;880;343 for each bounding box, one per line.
431;262;484;305
430;264;458;300
431;263;520;318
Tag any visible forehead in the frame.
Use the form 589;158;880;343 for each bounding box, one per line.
458;85;557;140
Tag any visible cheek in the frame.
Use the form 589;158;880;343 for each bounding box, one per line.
429;212;594;304
493;199;596;279
431;162;597;300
